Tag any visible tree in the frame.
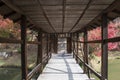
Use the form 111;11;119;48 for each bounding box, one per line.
88;21;119;56
0;15;20;39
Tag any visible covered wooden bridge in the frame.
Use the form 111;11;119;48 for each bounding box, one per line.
0;0;120;80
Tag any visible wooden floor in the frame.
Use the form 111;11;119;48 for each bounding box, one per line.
37;53;90;80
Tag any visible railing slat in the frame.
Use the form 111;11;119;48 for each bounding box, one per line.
72;36;120;43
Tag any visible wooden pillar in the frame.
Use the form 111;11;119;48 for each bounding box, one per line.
37;32;42;64
54;35;58;53
49;35;52;57
21;15;27;80
70;33;73;52
71;33;74;57
83;29;89;74
73;33;75;58
50;34;54;53
46;34;49;61
67;37;72;53
76;33;79;63
101;13;108;80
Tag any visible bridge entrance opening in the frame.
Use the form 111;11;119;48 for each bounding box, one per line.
58;38;67;54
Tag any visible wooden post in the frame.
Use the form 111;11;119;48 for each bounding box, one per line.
49;34;52;58
73;33;75;58
67;37;72;53
50;34;54;53
37;31;43;73
54;35;58;53
21;15;27;80
76;33;79;63
46;34;49;61
83;29;89;74
71;33;74;57
74;33;77;61
101;13;108;80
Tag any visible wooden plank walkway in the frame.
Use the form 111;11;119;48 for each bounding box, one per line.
37;53;90;80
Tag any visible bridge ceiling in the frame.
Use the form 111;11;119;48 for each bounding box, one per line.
0;0;120;33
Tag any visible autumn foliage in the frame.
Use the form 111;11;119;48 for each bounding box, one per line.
0;15;20;38
88;21;119;57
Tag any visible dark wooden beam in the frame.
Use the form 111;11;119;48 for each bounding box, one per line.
76;33;79;63
72;34;75;56
107;37;120;42
98;19;102;23
73;36;120;44
101;13;108;80
54;35;58;53
62;0;66;32
37;0;56;33
83;29;89;75
112;9;120;15
27;41;40;44
0;1;5;7
13;17;21;22
67;37;72;53
0;37;22;43
22;3;114;7
92;23;100;27
49;35;52;58
27;24;34;28
37;31;43;65
1;0;23;14
68;0;93;32
20;15;28;80
107;16;115;21
110;12;120;18
4;11;16;18
46;34;49;62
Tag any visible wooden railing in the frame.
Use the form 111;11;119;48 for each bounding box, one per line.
72;36;120;43
74;53;101;79
27;53;51;80
72;34;120;80
0;36;51;80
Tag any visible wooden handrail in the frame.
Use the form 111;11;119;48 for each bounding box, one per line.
27;63;42;80
27;41;41;44
0;37;22;43
74;54;101;79
0;37;41;44
27;52;51;80
72;36;120;43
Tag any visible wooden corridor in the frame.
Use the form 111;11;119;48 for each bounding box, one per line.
37;53;90;80
0;0;120;80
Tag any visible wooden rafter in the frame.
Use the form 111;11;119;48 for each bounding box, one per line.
62;0;66;32
1;0;46;33
27;24;34;28
68;0;93;32
75;0;119;33
0;1;5;7
37;0;56;33
4;11;16;18
111;9;120;16
13;17;21;22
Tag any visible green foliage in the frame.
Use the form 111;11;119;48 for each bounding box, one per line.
0;68;21;80
89;45;95;54
17;48;21;54
0;30;11;38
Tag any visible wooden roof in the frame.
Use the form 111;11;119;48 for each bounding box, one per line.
0;0;120;33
